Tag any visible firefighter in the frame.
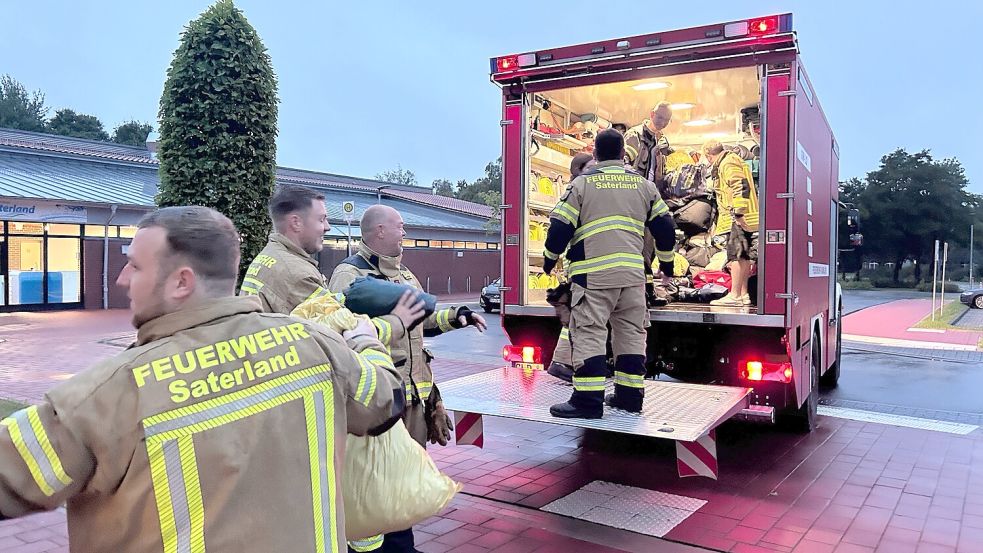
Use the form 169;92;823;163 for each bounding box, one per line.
0;206;405;552
702;139;760;307
239;183;423;347
624;101;674;185
329;204;486;553
547;152;594;383
543;129;676;418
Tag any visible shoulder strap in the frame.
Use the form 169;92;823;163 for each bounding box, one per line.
341;253;374;270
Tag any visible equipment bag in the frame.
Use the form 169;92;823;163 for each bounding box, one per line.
673;197;715;236
344;276;437;320
693;270;732;290
661;164;712;209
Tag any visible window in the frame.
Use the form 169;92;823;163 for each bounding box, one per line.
46;224;80;236
465;242;477;249
476;242;488;250
402;239;416;249
453;241;466;249
436;241;454;248
118;226;138;238
487;242;500;250
415;240;430;248
84;225;117;238
8;222;43;235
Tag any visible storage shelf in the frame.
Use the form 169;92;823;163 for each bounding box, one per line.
531;129;588;151
532;153;572;174
529;199;555;212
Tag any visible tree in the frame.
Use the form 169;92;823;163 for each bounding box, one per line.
431;178;455;197
112;120;153;147
456;158;502;204
46;109;110;141
0;75;48;132
375;165;417;186
851;149;976;283
157;0;279;282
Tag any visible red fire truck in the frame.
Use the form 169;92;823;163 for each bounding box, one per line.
442;14;842;445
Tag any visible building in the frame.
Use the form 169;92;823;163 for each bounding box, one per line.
0;128;500;312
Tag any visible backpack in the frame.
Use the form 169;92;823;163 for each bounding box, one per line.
661;164;711;209
673;197;715;236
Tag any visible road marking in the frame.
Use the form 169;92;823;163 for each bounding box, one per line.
542;481;705;537
818;406;978;435
843;334;978;351
906;328;945;333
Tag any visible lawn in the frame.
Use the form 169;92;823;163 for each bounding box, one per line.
0;398;27;419
913;301;970;331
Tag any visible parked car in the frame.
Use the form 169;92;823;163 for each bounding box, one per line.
960;288;983;309
479;278;501;313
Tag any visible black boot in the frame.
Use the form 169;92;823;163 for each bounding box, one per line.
608;354;646;413
547;361;574;383
604;393;643;413
550;356;606;419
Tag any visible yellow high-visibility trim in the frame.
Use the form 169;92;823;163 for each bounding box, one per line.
551;202;579;225
625;145;639;159
648;200;670;220
25;407;73;488
572;216;644;244
372;319;392;346
304;395;327;553
354;354;379;407
559;328;570;341
614;371;645;389
656;250;675;263
349;535;384;551
568;253;646;277
573;375;606;392
147;440;179;553
177;436;205;552
436;309;455;333
242;277;264;290
304;286;331;304
544;249;560;260
1;415;54;497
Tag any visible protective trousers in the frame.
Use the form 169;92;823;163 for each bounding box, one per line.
552;326;572;366
569;284;648;411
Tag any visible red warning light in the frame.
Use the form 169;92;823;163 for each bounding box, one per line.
748;16;779;36
496;55;519;73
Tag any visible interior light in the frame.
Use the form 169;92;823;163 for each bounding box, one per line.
684;119;715;127
703;132;728;139
670;103;695;110
632;81;671;91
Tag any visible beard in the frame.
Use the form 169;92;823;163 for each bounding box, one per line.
131;278;170;329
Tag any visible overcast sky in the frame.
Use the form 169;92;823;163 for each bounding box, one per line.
3;0;980;193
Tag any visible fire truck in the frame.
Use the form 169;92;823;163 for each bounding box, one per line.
442;14;843;448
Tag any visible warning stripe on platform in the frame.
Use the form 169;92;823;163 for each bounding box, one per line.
676;430;718;480
454;412;484;448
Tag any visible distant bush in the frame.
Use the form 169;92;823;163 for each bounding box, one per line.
839;279;875;290
915;281;961;293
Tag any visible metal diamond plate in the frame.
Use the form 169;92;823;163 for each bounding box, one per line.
440;367;751;442
541;489;612;518
625;509;695;537
818;406;979;435
581;507;637;528
583;481;707;512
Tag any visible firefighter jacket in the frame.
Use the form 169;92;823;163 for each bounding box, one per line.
542;160;677;289
711;151;760;234
0;295;404;553
624;121;673;185
329;243;467;411
240;233;406;353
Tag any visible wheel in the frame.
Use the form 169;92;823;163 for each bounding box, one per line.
974;295;983;309
483;305;494;313
783;332;820;432
820;304;842;389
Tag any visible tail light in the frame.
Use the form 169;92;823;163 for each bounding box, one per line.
748;16;779;36
503;345;542;364
495;55;519;73
740;359;792;383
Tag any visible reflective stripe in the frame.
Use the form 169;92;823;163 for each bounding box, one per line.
625;144;639;159
406;381;434;401
572;215;644;244
568;253;645;276
559;328;570;341
573;376;606;392
144;365;336;553
242;277;264;291
304;286;333;304
543;249;560;261
348;535;384;552
361;349;395;373
551;202;579;225
1;407;73;497
354;354;379;407
436;309;455;333
371;319;392;347
596;166;624;173
613;371;645;389
240;284;260;296
656;250;675;263
304;390;335;553
648;199;670;220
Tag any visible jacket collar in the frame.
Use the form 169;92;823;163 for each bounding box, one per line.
135;296;263;346
271;233;318;267
357;242;402;279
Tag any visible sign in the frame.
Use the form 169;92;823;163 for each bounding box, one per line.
342;201;355;223
0;200;87;223
809;263;830;278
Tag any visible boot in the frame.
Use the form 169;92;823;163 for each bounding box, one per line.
550;356;606;419
549;400;602;419
547;361;574;383
605;393;643;413
608;354;646;413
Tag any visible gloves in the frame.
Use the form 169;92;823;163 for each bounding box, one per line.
426;401;454;446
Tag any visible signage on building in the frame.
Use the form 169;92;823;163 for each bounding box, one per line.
0;200;87;223
342;201;355;223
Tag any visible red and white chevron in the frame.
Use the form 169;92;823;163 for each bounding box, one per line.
454;412;484;448
676;430;718;479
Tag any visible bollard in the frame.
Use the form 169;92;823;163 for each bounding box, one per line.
426;276;430;294
447;276;452;295
467;276;471;293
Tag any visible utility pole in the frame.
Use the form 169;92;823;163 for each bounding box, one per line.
970;225;975;287
932;240;939;321
940;241;948;316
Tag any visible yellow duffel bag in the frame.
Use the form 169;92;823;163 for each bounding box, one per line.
345;421;462;539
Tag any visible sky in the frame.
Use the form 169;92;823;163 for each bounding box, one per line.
2;0;981;194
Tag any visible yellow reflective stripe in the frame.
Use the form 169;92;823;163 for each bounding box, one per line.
304;286;332;304
568;253;645;276
559;328;570;341
242;276;264;290
614;371;645;389
24;407;72;488
372;319;392;347
543;249;560;260
551;202;579;225
436;309;455;333
349;535;384;551
597;166;624;173
240;285;260;296
573;224;644;245
648;200;670;220
361;349;395;372
147;440;179;553
354;354;378;407
573;376;606;392
406;381;434;401
656;250;675;263
572;216;644;244
178;436;205;552
570;260;645;276
1;407;73;498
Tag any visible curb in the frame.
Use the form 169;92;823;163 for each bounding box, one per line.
843;334;978;352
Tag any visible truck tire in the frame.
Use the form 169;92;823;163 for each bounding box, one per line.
784;333;820;432
820;303;842;389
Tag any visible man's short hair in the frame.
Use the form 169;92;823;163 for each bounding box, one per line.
593;128;625;162
570;153;594;178
269;184;325;223
702;139;725;156
138;206;241;288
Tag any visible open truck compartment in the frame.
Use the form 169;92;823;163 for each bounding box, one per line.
521;65;765;313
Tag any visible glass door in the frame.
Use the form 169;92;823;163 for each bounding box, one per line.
47;237;81;304
8;235;45;306
0;236;6;306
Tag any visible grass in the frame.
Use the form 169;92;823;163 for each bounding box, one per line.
0;398;27;419
838;279;875;290
912;301;970;331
